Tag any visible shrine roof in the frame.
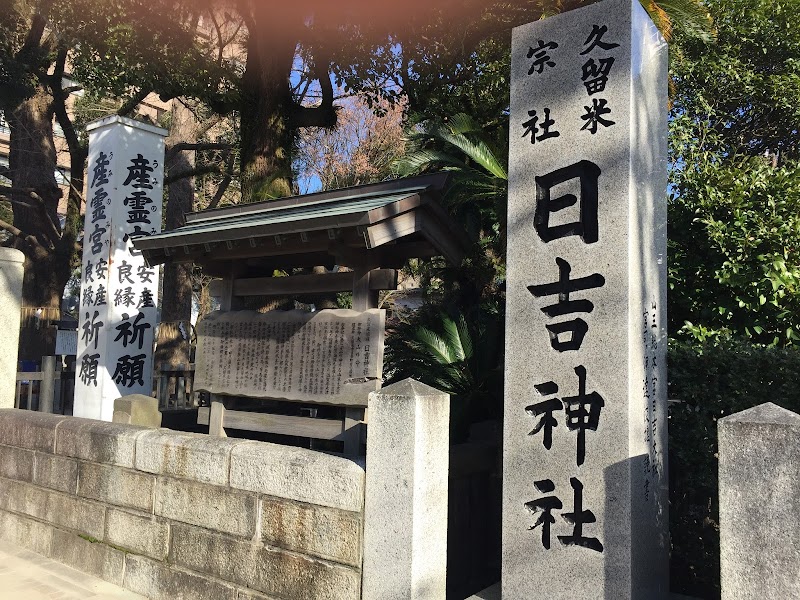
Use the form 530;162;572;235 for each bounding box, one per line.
133;173;471;272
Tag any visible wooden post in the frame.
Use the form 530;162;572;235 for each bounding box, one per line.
343;407;365;455
219;275;236;311
347;259;377;455
156;362;169;408
352;264;379;313
176;364;187;408
39;356;55;414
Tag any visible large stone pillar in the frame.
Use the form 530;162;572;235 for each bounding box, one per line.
503;0;669;597
74;116;167;421
362;379;450;599
0;248;24;409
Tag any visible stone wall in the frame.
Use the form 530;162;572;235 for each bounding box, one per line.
0;409;365;600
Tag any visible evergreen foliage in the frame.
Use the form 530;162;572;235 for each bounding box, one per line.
669;0;800;345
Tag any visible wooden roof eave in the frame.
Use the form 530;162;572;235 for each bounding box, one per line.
134;173;470;269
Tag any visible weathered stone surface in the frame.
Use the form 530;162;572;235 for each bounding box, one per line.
105;508;169;560
719;403;800;599
45;487;107;540
236;589;282;600
155;476;256;538
0;410;66;452
136;429;246;486
50;528;125;586
503;1;669;598
33;452;78;494
124;555;238;600
170;523;361;600
230;441;365;513
113;394;162;428
0;444;34;482
56;418;149;467
0;476;48;520
0;478;105;540
261;497;362;567
0;248;24;409
0;508;54;556
363;378;450;599
78;462;155;512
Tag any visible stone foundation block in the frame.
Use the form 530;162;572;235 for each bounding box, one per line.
170;523;361;600
0;477;48;520
136;429;246;486
260;497;362;567
0;479;106;540
230;442;365;512
56;418;148;467
0;508;54;556
33;452;78;494
0;410;66;452
50;528;125;585
45;488;106;540
78;462;155;512
0;444;34;482
124;554;239;600
105;508;169;560
155;477;256;538
113;394;162;428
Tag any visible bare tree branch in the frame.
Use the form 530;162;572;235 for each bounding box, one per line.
0;218;24;239
0;185;44;203
166;141;231;159
17;11;48;62
165;163;222;185
0;218;49;255
0;185;63;241
291;58;337;129
207;174;232;210
118;88;151;116
206;152;236;210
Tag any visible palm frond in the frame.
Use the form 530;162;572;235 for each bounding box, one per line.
414;327;457;365
435;130;508;180
446;113;482;135
394;149;466;177
456;314;473;361
441;315;467;362
644;0;715;43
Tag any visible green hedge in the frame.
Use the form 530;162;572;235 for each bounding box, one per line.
668;339;800;598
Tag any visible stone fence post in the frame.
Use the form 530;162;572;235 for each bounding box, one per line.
363;379;450;599
0;248;24;409
718;402;800;599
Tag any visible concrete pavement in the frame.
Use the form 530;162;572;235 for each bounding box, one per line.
0;539;145;600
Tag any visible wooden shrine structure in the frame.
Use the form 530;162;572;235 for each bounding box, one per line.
133;173;471;453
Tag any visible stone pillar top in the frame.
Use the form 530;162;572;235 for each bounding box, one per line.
376;378;447;398
720;402;800;426
85;115;168;137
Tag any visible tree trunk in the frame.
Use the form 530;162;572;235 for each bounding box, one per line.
239;5;300;202
156;102;196;368
7;86;66;359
